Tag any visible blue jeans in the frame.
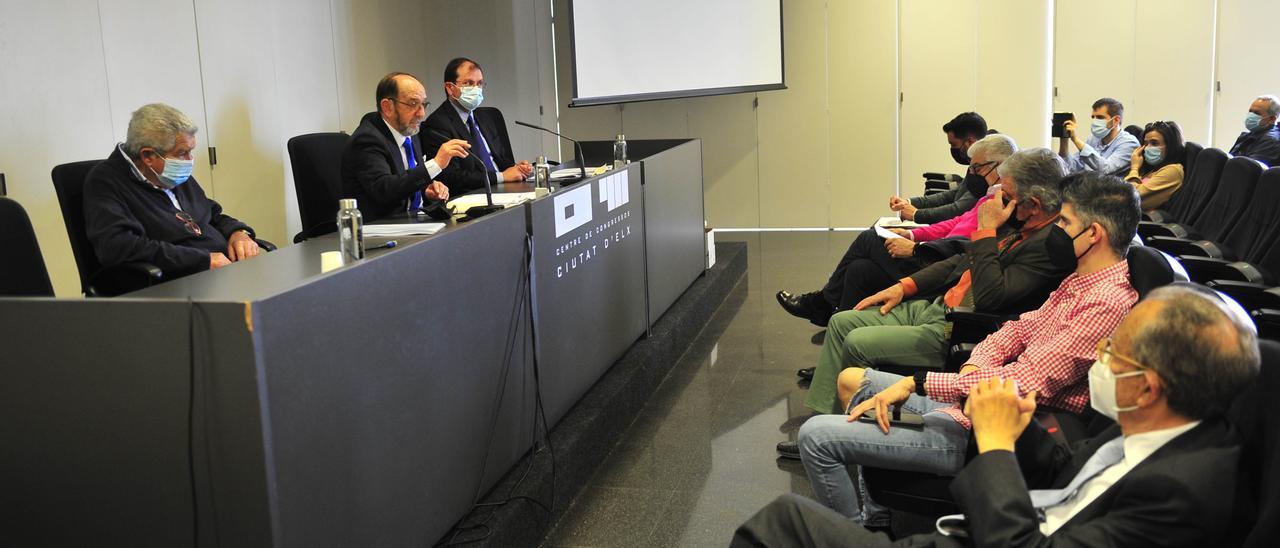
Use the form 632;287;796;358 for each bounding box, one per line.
797;369;969;525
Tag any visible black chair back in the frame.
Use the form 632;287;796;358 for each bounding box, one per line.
1127;246;1188;299
1183;141;1203;180
1218;167;1280;271
1168;147;1228;225
50;160;105;295
1229;339;1280;546
1189;156;1265;241
0;197;54;297
287;132;349;241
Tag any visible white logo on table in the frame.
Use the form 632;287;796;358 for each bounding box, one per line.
553;185;593;238
599;171;629;212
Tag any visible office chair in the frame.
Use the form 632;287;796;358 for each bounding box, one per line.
1139;146;1226;232
287;132;349;242
1146;156;1265;257
0;196;55;297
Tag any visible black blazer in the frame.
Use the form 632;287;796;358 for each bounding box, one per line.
947;419;1239;547
420;102;517;195
340;111;434;221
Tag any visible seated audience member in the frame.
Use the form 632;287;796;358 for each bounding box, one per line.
789;173;1140;528
421;57;532;194
794;148;1073;419
735;284;1258;547
778;113;992;327
888;112;988;223
1059;97;1140;175
1126;120;1186;211
779;134;1017;327
85;103;262;278
341;72;471;221
1229;94;1280;167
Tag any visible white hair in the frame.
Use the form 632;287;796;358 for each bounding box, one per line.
124;103;198;158
967;134;1018;163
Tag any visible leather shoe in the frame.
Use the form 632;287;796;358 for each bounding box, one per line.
777;290;833;326
796;367;815;380
776;440;801;460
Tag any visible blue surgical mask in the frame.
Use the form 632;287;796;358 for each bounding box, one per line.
148;151;194;189
1245;112;1264;132
1090;117;1112;139
1143;146;1164;166
455;85;484;111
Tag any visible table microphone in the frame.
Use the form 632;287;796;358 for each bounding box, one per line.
514;120;587;180
463;166;504;220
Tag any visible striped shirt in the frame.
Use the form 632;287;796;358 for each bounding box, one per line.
924;259;1138;429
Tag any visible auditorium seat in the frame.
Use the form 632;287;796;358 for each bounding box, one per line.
1228;339;1280;546
1146;156;1265;258
1177;167;1280;283
0;196;54;297
1139;146;1227;233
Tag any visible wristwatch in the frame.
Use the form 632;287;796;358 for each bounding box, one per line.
913;371;929;396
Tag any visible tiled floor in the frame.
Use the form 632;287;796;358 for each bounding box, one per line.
542;231;861;547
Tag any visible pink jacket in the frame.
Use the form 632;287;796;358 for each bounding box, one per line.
910;195;992;242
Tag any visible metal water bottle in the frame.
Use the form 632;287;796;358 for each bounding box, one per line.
337;198;364;264
613;134;628;169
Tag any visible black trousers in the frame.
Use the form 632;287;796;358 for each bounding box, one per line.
731;494;945;548
821;230;929;311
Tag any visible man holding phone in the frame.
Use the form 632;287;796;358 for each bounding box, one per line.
1058;97;1139;176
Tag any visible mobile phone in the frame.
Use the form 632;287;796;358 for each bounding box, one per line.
1051;112;1074;138
857;409;925;428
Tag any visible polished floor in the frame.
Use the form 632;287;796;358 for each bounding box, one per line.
542;231;860;547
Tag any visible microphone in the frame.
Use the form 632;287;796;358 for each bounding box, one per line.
462;165;504;220
514;120;587;181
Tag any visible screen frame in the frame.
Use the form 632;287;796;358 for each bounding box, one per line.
566;0;787;107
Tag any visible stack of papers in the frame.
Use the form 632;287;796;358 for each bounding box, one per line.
448;192;537;210
550;165;611;179
875;216;928;228
364;223;445;237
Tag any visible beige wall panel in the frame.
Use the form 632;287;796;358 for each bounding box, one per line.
976;0;1052;150
900;0;977;197
687;93;760;228
828;0;898;227
331;0;433;133
1131;0;1215;146
1053;0;1135;145
1213;0;1280;151
0;1;116;296
755;0;829;228
620;100;690;141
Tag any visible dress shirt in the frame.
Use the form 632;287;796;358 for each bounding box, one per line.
1066;130;1140;174
1039;421;1201;534
382;119;442;179
119;143;181;210
924;259;1137;429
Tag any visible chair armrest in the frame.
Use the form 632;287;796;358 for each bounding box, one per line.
1206;280;1280;311
255;238;277;252
1253;309;1280;340
925;179;952;191
1137;221;1190;240
89;261;163;297
946;306;1016;344
1142;209;1174;223
1146;236;1225;259
1181;257;1266;284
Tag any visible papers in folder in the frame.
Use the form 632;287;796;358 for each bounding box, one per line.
448;192;537;210
875;216;927;228
550;165;611;179
364;223;445;237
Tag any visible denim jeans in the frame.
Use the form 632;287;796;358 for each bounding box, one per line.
797;369;969;525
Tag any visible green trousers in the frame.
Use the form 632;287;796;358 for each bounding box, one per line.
803;297;949;414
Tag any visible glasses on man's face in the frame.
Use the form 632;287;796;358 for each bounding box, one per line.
969;161;999;177
175;211;202;237
450;81;485;89
1096;337;1150;372
394;99;430;112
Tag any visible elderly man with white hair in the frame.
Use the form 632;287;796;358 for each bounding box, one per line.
1229;94;1280;167
85;103;263;279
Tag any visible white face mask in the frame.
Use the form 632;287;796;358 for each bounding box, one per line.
1088;359;1146;420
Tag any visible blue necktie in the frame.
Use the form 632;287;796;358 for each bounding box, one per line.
467;115;498;172
404;137;421;210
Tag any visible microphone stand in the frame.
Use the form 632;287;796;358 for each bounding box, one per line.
463;162;504;220
514;120;587;181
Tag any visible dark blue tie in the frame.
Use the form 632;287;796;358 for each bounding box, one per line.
467;115;497;172
404;137;421;210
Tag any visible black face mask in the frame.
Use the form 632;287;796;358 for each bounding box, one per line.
951;146;971;165
964;173;988;198
1045;224;1093;271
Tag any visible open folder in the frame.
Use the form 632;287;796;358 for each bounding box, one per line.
364;223;446;237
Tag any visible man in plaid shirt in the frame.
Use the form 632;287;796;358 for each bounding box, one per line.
796;173;1142;526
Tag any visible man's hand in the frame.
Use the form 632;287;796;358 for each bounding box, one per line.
977;189;1016;230
889;195;908;211
515;160;534;177
1061;119;1076;140
888;228;913;240
964;377;1037;454
847;377;915;434
501;165;526;182
855;283;905;315
424;180;450;201
899;203;918;221
210;252;232;270
226;231;260;262
433;139;471;168
885;237;916;259
1130;145;1145;171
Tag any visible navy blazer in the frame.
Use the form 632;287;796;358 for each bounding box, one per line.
420;102;517;195
340;111;434;221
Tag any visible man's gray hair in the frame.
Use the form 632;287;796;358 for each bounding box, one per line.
967;134;1018;163
997;147;1066;214
1060;172;1140;256
1132;285;1260;420
123;103;199;158
1256;94;1280;117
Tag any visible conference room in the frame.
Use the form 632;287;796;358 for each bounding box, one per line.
1;0;1278;546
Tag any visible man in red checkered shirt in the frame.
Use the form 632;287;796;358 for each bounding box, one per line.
795;173;1141;526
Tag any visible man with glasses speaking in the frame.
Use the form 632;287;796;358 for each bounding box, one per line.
85;103;263;278
341;72;471;221
422;58;532;194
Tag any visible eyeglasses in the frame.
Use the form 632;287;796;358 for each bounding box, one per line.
394;99;430;111
968;161;1000;177
175;211;202;237
1096;337;1150;372
449;81;485;89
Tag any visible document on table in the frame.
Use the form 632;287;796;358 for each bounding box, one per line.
550;165;611;179
448;192;537;210
875;216;927;228
364;223;445;237
874;225;905;240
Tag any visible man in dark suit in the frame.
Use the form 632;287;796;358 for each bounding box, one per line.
735;284;1259;547
421;57;531;195
1228;94;1280;168
341;72;471;221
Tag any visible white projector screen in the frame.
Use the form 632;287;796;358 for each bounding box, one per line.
568;0;785;107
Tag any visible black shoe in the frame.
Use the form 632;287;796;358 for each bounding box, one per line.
796;367;815;380
776;440;801;460
777;290;833;326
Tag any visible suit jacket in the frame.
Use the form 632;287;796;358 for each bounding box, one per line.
908;220;1072;315
1229;124;1280;168
340;111;433;221
912;186;979;225
945;419;1239;547
420;102;517;195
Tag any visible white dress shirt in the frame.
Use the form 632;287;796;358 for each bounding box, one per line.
381;119;442;179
